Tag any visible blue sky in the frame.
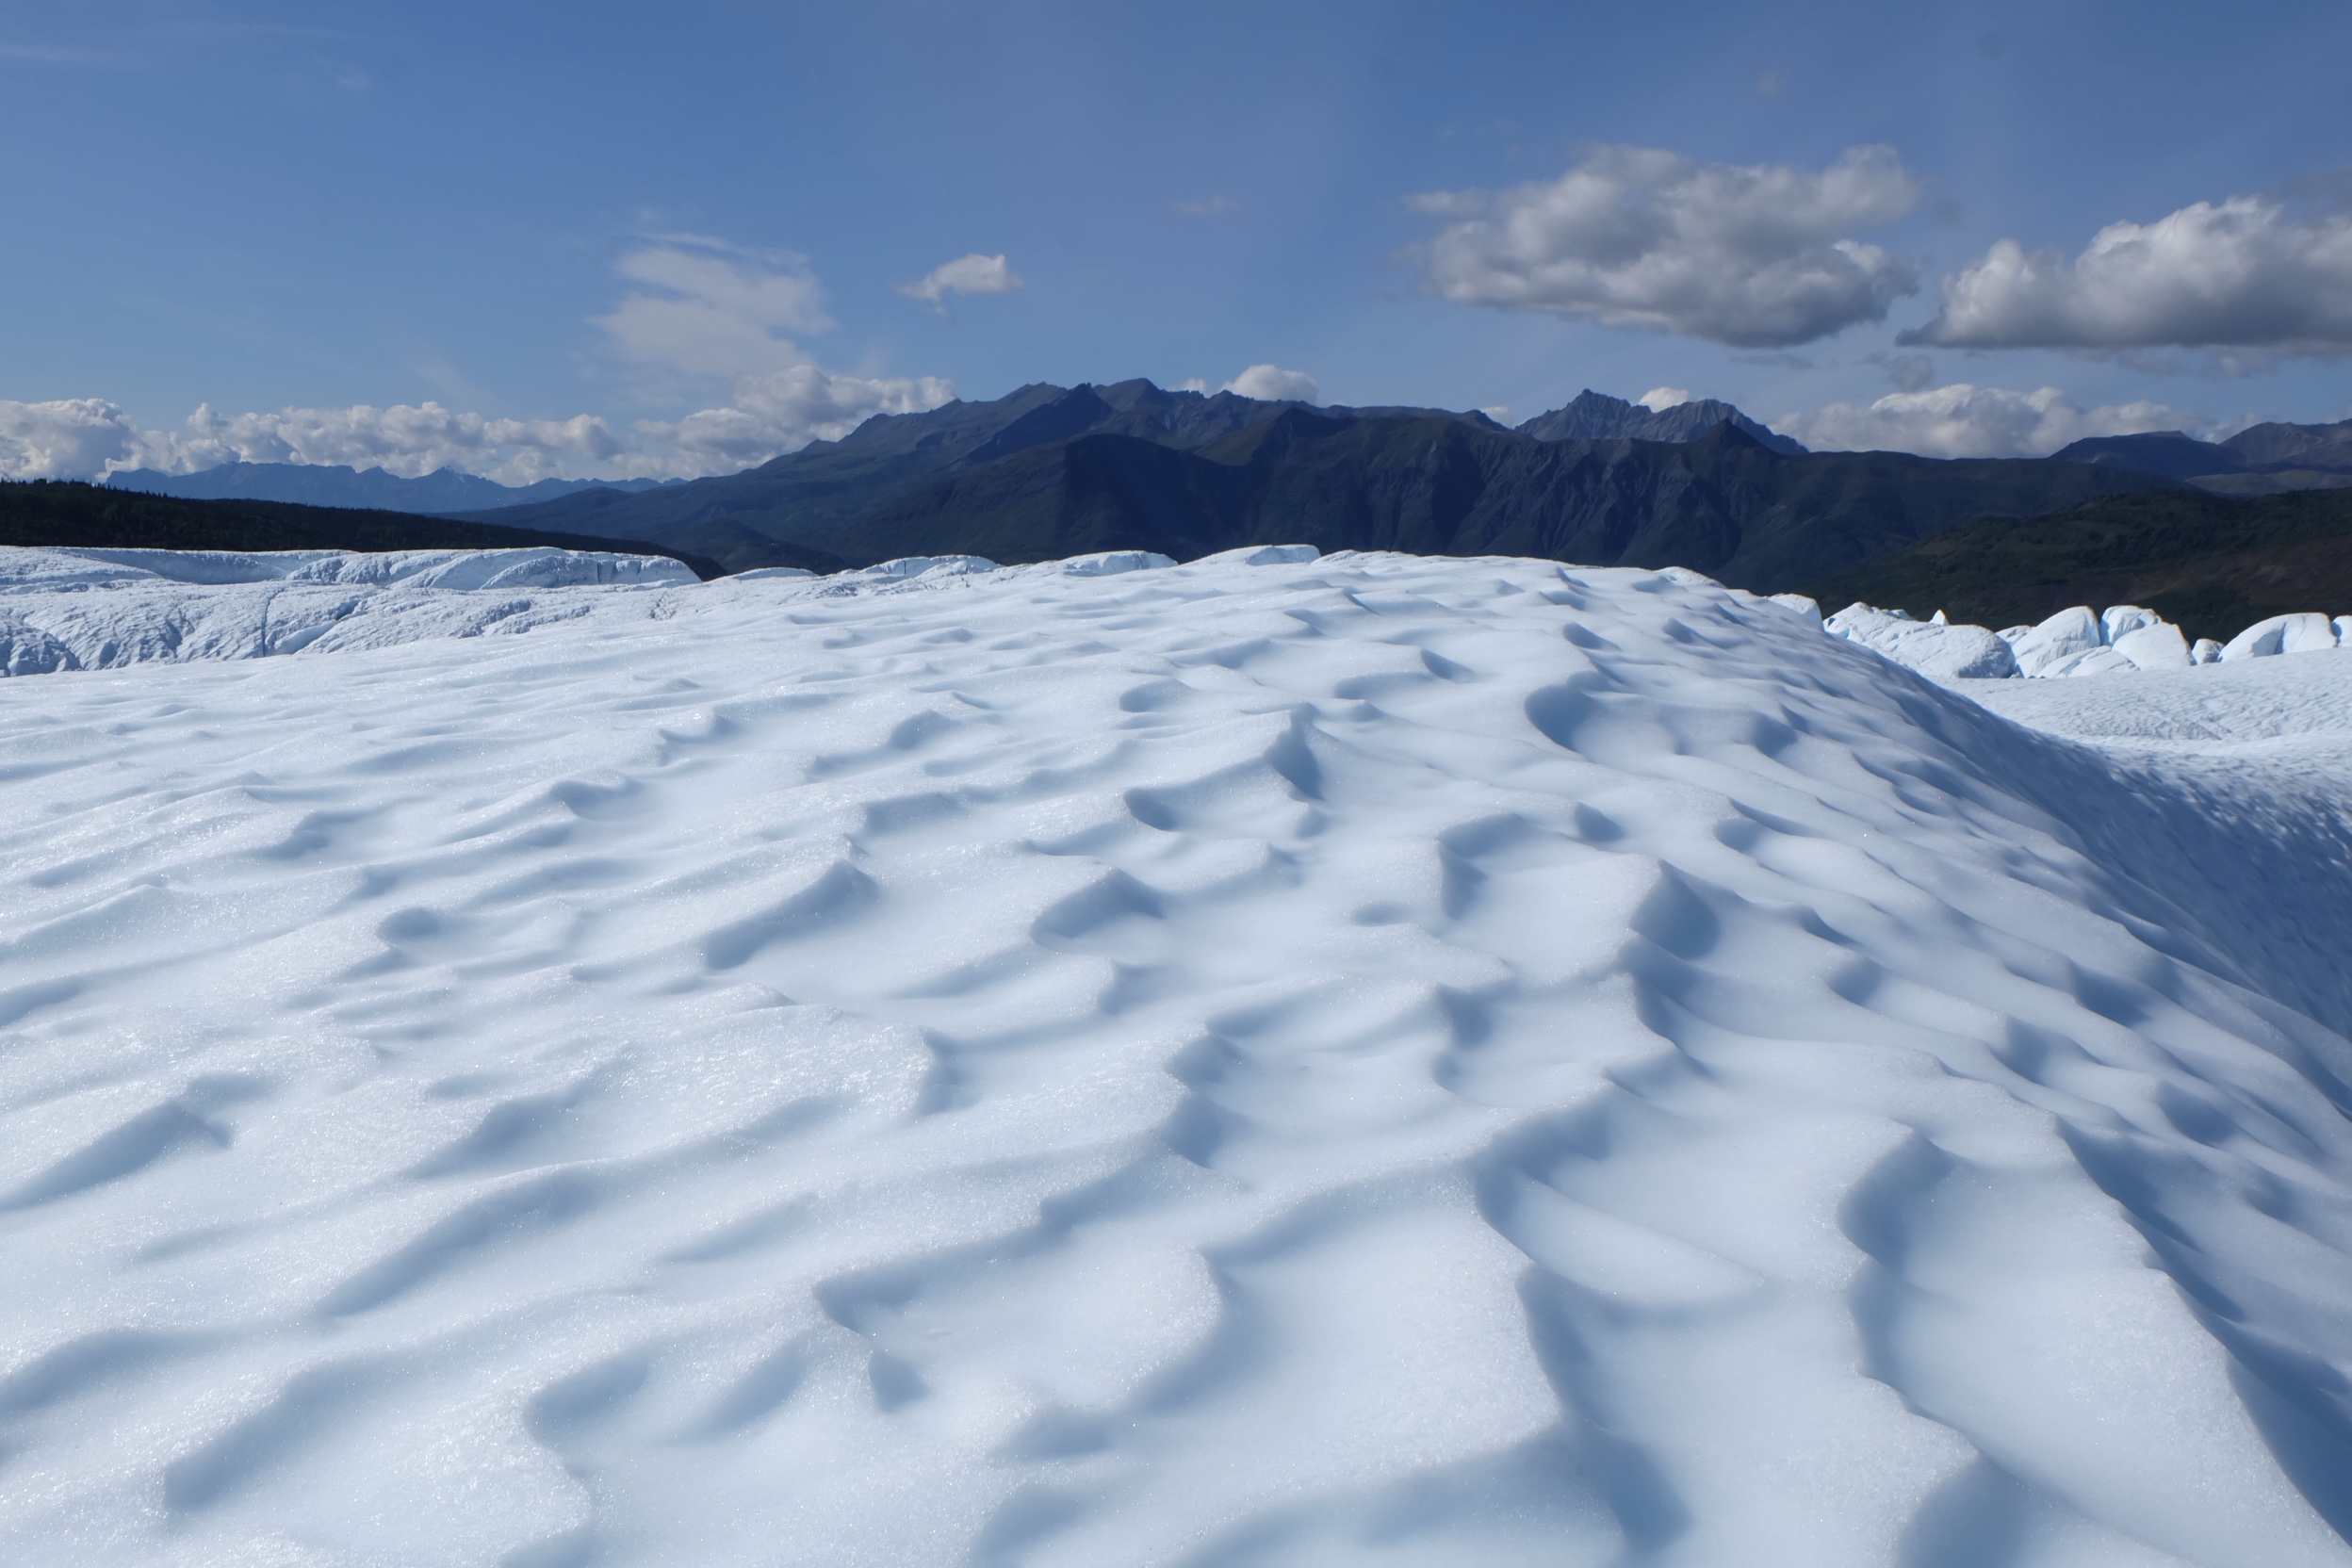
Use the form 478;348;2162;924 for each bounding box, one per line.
5;0;2352;482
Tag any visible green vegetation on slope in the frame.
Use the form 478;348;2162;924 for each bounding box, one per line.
0;480;734;579
1794;487;2352;642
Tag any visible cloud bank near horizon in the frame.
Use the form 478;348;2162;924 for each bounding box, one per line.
1774;383;2207;460
0;239;973;487
1409;144;1923;348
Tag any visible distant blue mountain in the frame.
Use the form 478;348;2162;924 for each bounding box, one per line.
1517;389;1807;455
106;462;679;515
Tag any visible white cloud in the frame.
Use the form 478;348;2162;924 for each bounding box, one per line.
0;399;135;479
595;238;836;379
1408;143;1923;347
1906;194;2352;352
901;253;1024;312
1774;384;2204;460
98;373;956;487
1174;196;1241;217
1221;365;1321;402
8;241;962;487
1637;387;1690;412
631;367;956;477
124;402;626;485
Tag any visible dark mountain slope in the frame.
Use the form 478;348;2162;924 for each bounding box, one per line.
2050;432;2248;481
1517;388;1807;455
1795;487;2352;642
789;416;2178;589
0;481;732;578
464;380;2179;585
464;381;1483;554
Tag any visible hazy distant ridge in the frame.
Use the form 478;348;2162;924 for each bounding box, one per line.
106;462;679;514
2051;417;2352;497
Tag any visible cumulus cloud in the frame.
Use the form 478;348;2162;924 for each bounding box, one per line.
901;253;1024;312
1906;194;2352;353
0;399;135;479
1637;387;1690;412
1408;143;1923;347
1774;384;2204;460
101;373;956;486
120;402;625;485
4;379;956;487
631;367;956;476
1222;365;1321;402
595;237;836;378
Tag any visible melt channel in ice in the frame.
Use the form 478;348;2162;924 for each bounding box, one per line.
3;546;2352;1568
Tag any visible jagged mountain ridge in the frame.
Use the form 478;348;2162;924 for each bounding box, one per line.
1513;387;1807;454
465;381;2176;586
106;461;681;514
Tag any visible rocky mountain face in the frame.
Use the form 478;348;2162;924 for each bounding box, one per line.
1513;388;1807;454
465;381;2173;586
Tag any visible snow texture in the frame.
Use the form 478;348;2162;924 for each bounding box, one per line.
3;547;2352;1566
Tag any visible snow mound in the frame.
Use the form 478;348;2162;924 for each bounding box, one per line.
4;552;2351;1565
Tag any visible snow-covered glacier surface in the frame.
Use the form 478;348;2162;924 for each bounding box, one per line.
0;547;697;676
4;550;2352;1568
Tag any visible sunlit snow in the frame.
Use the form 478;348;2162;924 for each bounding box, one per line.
3;547;2350;1566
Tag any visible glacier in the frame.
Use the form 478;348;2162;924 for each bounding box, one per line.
1;547;2349;1566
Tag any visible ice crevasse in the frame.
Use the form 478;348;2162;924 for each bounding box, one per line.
0;547;2347;1565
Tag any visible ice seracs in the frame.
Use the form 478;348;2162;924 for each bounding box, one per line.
1821;601;2017;678
2224;611;2344;661
1827;595;2352;682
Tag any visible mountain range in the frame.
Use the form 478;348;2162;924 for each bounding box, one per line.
1514;388;1806;453
2050;418;2352;496
106;462;681;514
446;380;2178;589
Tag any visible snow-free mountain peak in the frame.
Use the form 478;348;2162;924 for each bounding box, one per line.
1515;387;1808;454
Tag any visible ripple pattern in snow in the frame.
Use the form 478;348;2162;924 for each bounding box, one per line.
2;552;2350;1566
